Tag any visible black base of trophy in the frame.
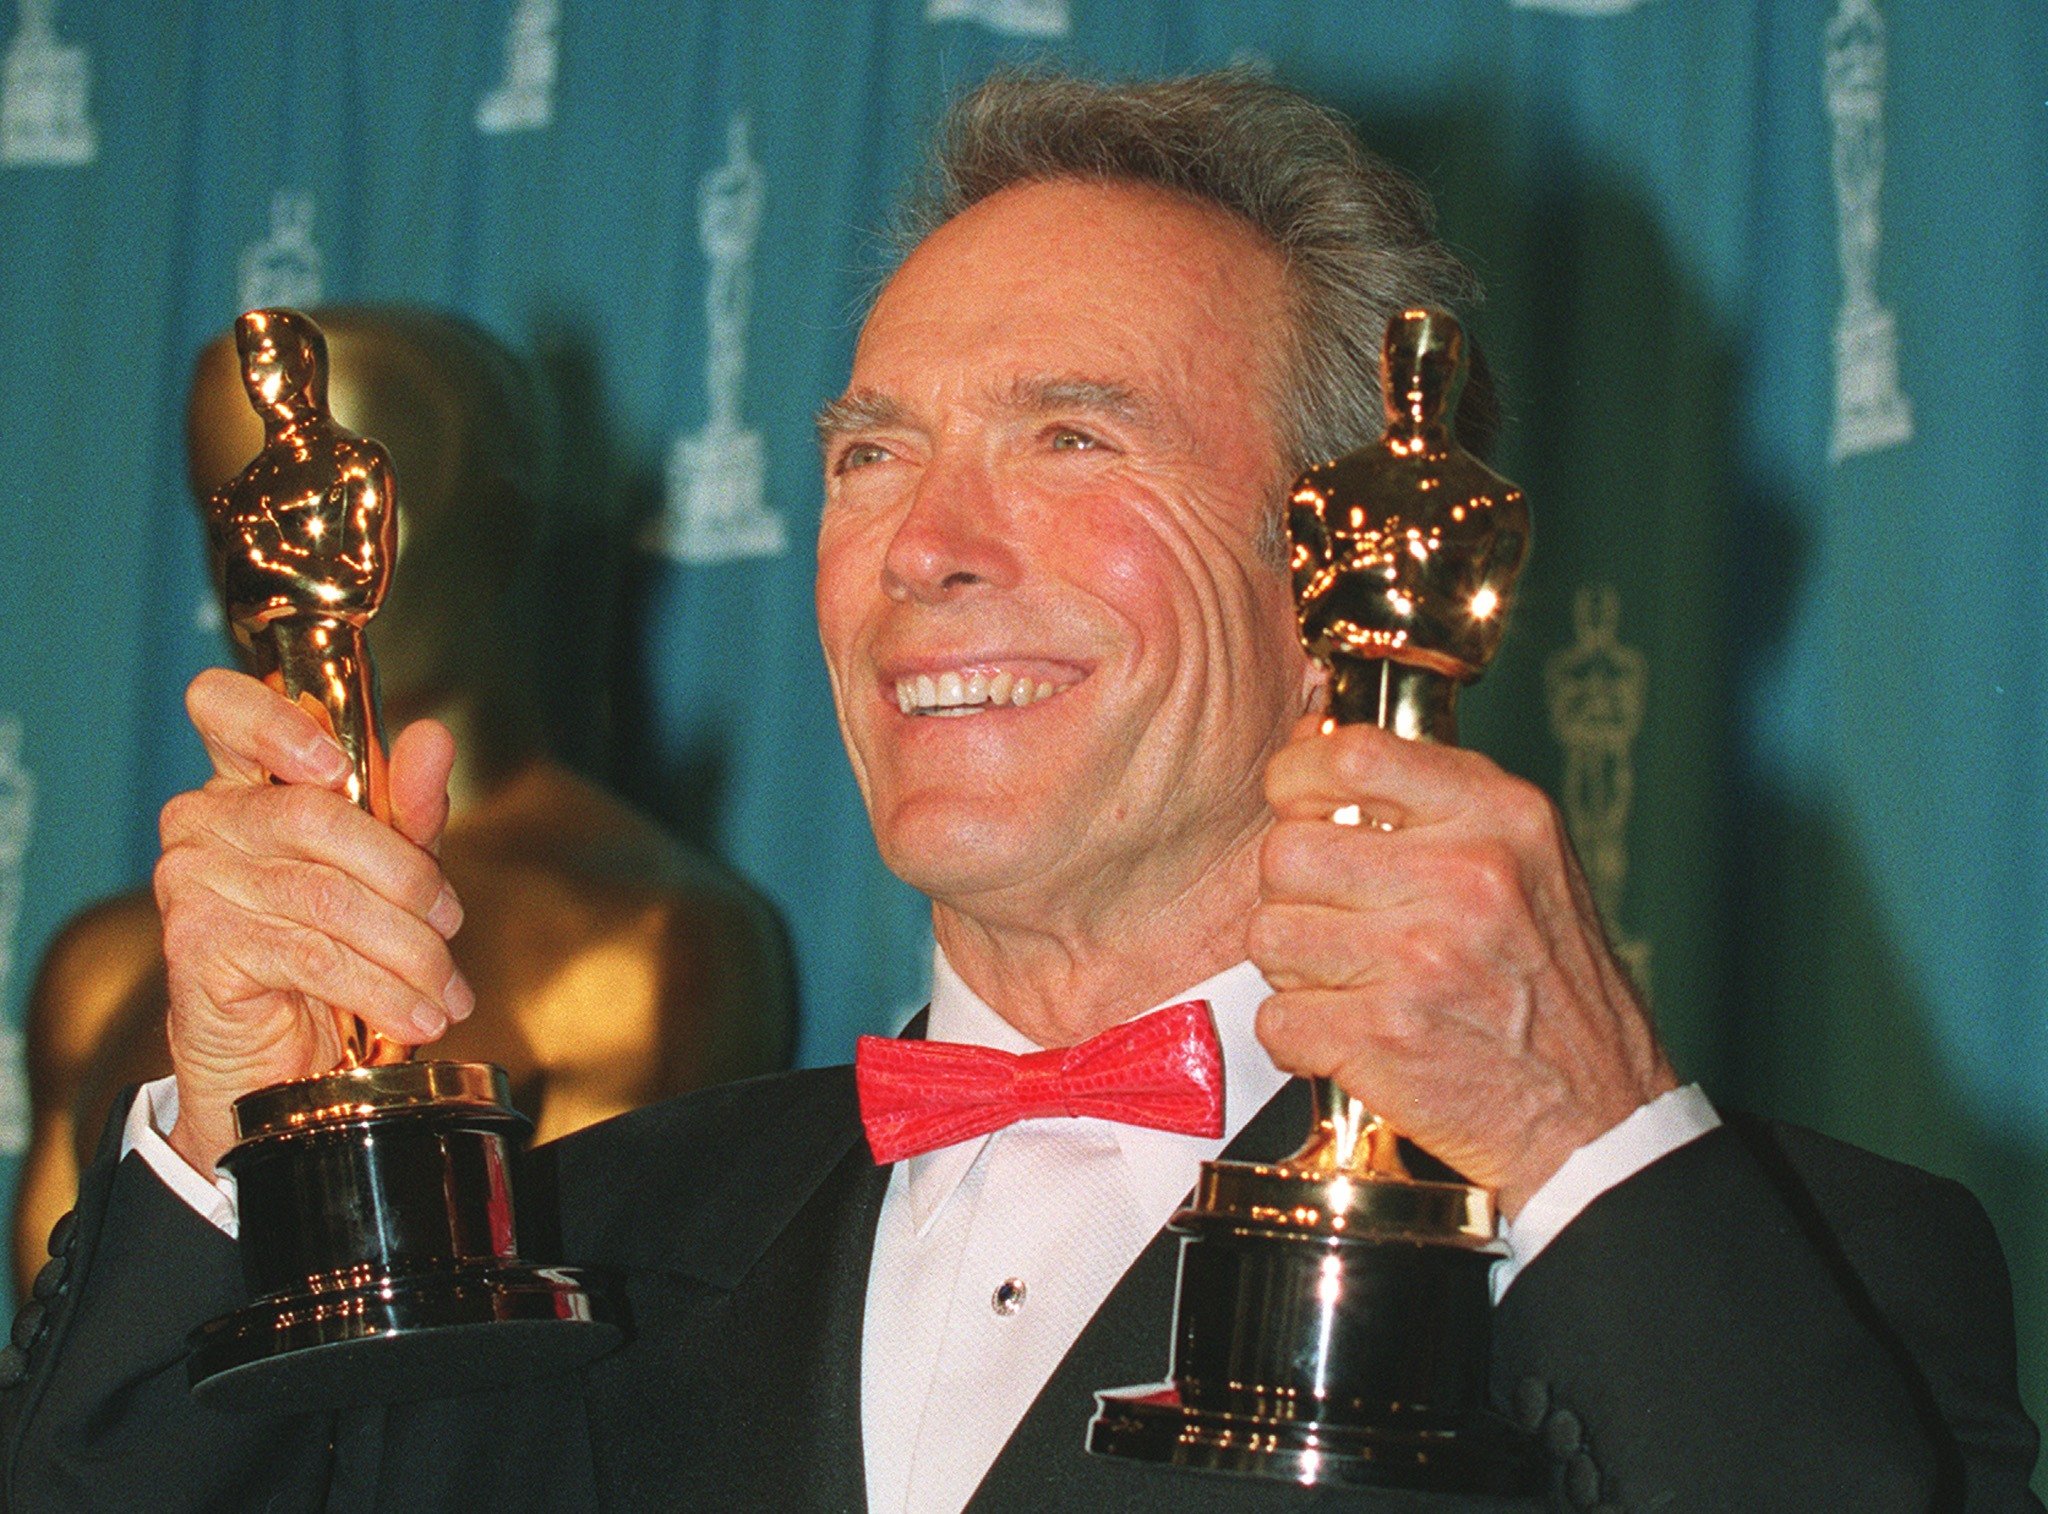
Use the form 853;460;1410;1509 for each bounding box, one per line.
1089;1188;1541;1496
187;1062;620;1412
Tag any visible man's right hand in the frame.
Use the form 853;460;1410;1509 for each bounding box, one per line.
153;668;471;1174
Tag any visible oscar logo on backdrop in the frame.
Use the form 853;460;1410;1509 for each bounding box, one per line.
0;0;96;167
475;0;559;136
645;113;787;565
239;191;324;314
11;306;795;1298
1545;584;1651;993
0;718;34;1164
922;0;1071;39
1825;0;1912;461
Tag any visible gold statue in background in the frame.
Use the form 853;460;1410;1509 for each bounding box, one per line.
14;306;794;1293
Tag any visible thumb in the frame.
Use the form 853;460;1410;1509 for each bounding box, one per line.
387;718;456;853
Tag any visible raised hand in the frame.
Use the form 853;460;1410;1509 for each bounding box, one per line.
154;668;470;1172
1250;716;1675;1216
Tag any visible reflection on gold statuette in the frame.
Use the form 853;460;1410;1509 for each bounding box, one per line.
187;310;619;1412
204;308;402;1067
1089;310;1541;1493
9;304;795;1299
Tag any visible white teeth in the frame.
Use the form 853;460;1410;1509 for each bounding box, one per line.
892;667;1079;716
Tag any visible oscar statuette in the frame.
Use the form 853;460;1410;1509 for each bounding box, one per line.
1088;309;1541;1492
185;309;618;1410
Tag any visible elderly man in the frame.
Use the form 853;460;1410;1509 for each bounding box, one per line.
4;73;2037;1514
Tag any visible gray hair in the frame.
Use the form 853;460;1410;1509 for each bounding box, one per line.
901;70;1492;508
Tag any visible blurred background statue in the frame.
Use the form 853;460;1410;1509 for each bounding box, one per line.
13;306;795;1291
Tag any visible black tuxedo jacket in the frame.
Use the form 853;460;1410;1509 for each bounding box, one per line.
3;1068;2039;1512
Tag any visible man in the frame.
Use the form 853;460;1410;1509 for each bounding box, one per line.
4;72;2038;1513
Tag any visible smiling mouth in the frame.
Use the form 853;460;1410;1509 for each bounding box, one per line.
893;667;1084;717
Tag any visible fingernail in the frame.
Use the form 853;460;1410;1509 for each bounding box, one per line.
301;737;350;782
427;885;463;937
410;1003;447;1038
443;970;474;1021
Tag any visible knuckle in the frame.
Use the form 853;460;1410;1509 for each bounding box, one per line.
1450;841;1521;911
152;843;193;905
394;929;452;997
1360;987;1423;1048
1333;727;1382;788
1259;821;1316;887
1458;848;1523;905
1499;775;1559;847
1388;921;1449;981
1254;994;1294;1051
395;853;445;918
278;926;344;990
183;668;228;722
294;865;356;936
273;781;337;833
157;791;195;846
1244;905;1291;969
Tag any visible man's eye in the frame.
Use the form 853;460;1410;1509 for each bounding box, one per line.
835;442;891;474
1049;428;1100;452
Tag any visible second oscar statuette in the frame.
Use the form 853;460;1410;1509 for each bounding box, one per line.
1088;308;1541;1493
185;308;619;1410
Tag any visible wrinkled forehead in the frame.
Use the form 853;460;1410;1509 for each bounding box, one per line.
853;177;1292;432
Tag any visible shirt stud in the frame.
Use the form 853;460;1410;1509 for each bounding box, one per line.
992;1278;1027;1316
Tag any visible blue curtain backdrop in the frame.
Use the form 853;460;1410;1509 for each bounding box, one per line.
0;0;2041;1473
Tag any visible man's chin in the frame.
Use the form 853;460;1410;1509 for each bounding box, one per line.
873;804;1076;910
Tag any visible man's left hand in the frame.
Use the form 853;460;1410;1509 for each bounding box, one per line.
1250;715;1677;1216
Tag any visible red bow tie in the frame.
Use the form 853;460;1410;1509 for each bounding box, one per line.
855;999;1224;1164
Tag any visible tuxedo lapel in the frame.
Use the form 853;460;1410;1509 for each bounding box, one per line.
963;1079;1311;1512
564;1068;886;1513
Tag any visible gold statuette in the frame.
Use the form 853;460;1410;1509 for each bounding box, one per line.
204;308;402;1066
187;310;618;1412
1090;309;1540;1495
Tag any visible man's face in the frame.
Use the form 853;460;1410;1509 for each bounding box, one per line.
816;178;1314;930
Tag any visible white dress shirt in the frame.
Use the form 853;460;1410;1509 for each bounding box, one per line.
852;952;1720;1514
125;954;1719;1514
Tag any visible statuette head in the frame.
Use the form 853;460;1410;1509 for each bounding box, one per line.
1288;308;1529;683
234;307;328;425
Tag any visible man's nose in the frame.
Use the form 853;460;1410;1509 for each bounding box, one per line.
879;452;1022;605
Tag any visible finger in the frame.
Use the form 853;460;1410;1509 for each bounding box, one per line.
205;857;469;1033
387;719;456;856
1259;817;1430;916
231;926;463;1046
164;781;459;940
1247;900;1410;991
161;877;466;1052
1254;986;1427;1087
1264;718;1497;826
186;668;350;789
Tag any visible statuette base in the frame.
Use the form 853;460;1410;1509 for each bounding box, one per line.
1088;1161;1538;1495
189;1264;618;1412
187;1060;618;1411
